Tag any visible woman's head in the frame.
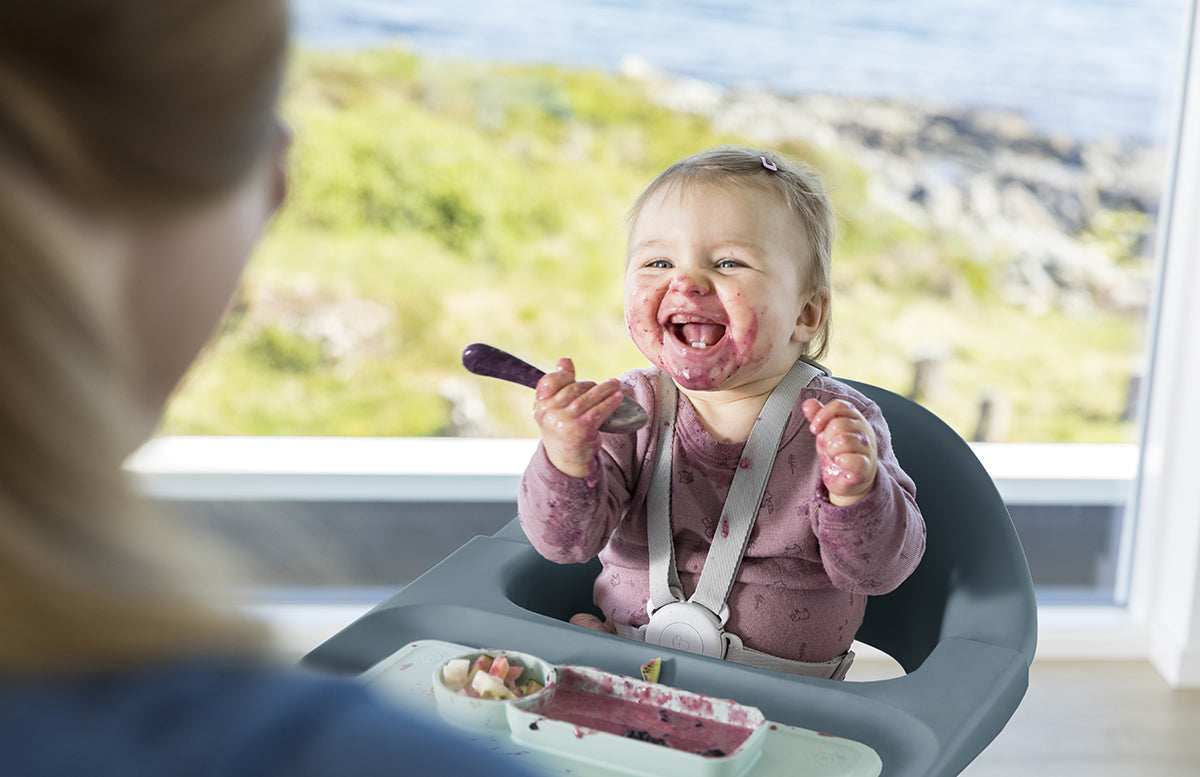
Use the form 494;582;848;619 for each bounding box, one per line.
0;1;288;210
0;0;289;672
627;146;836;360
1;0;290;430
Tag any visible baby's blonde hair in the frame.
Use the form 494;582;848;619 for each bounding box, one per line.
628;146;835;358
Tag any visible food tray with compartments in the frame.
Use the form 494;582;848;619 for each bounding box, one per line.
362;639;881;777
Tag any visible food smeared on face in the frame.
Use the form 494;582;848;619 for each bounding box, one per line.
624;181;823;395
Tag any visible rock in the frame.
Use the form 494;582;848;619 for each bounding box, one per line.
625;64;1162;315
243;282;395;372
439;378;493;436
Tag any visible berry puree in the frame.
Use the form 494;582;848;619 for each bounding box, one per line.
522;667;762;758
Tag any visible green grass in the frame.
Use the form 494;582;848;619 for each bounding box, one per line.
160;47;1147;444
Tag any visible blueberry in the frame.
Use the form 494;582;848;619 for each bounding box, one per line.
624;730;668;747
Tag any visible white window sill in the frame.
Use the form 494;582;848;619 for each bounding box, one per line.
247;601;1151;668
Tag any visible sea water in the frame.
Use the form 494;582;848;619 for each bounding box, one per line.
291;0;1192;142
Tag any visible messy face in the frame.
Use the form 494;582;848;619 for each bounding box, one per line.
624;181;826;394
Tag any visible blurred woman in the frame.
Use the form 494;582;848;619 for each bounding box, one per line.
0;3;537;775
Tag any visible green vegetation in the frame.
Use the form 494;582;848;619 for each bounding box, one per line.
160;47;1145;443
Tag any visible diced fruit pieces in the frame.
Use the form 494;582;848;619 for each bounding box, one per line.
441;658;471;690
445;652;545;700
641;657;662;683
471;669;513;700
488;655;510;679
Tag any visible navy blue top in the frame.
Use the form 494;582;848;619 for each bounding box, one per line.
0;659;540;777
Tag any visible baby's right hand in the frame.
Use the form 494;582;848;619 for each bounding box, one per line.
534;358;626;478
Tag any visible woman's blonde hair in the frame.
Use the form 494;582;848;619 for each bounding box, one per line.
628;146;836;358
0;0;289;672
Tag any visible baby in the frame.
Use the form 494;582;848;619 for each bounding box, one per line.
518;146;925;679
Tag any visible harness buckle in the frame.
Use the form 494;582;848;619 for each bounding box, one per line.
644;601;729;659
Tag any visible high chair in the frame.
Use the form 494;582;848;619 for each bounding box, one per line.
303;379;1037;777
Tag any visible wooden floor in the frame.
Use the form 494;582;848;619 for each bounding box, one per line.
853;659;1200;776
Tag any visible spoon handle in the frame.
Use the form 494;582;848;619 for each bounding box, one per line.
461;342;546;389
460;342;649;434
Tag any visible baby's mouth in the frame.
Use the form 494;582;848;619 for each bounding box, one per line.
669;319;727;350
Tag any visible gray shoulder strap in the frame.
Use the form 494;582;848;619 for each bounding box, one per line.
645;358;827;616
646;371;682;609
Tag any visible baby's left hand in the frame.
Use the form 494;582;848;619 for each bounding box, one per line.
801;398;878;507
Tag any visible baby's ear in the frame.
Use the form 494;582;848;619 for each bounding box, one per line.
793;288;830;342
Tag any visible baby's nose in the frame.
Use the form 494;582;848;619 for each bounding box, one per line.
668;270;710;295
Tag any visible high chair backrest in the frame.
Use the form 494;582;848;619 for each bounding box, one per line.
841;379;1038;671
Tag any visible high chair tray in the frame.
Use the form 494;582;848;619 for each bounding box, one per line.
305;531;1032;777
362;639;882;777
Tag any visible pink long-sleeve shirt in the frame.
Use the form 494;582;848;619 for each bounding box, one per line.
518;367;926;664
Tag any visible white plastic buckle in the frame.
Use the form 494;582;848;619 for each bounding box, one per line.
644;601;729;659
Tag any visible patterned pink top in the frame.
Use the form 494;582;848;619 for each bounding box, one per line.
518;367;926;663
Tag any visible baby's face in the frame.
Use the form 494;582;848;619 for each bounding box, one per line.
624;181;825;395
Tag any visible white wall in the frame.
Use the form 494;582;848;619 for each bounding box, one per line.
1132;0;1200;689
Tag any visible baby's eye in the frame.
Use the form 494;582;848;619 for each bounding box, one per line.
716;258;745;268
645;258;673;269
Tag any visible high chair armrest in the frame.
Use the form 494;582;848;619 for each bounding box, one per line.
845;637;1031;777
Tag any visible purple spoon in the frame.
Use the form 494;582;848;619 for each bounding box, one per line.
461;343;648;433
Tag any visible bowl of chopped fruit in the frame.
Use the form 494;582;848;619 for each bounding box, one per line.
432;649;556;730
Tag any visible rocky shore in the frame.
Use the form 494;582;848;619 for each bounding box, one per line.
622;57;1164;316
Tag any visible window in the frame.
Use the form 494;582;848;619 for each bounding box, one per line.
152;1;1195;614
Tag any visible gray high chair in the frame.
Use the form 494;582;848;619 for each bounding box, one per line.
303;379;1037;777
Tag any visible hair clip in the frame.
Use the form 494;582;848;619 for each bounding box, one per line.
760;156;778;172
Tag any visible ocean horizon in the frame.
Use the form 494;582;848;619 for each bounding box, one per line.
292;0;1191;144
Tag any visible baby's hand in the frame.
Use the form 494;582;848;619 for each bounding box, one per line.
534;358;626;478
801;398;878;507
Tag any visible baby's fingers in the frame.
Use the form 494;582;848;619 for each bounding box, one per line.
820;448;877;503
819;422;874;459
825;450;875;482
535;376;623;428
572;379;626;424
801;398;825;427
802;398;862;434
535;358;577;399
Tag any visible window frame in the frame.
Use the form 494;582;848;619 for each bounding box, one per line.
1124;0;1200;688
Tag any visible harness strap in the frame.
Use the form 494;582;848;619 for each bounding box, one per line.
614;621;854;680
646;358;826;617
637;358;854;677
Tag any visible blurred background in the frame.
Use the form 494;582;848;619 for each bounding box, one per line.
148;0;1191;609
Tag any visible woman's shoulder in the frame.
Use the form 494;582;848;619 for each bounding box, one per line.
0;658;537;777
